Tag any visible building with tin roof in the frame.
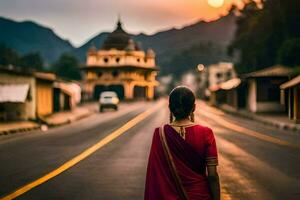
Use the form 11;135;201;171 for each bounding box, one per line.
280;75;300;123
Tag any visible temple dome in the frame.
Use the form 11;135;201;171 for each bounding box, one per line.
146;48;155;57
125;39;136;51
88;43;97;53
101;19;139;51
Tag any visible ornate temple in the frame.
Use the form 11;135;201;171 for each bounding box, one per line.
81;19;159;100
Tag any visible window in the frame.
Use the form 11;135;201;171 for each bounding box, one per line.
216;73;222;79
257;78;281;102
112;71;119;77
0;104;4;112
116;57;120;63
268;88;280;101
137;58;140;62
98;72;103;77
104;58;109;63
226;71;232;79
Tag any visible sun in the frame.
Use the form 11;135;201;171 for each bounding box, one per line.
207;0;225;8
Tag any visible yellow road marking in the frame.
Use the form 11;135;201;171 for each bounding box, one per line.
196;107;300;150
1;101;164;200
221;187;232;200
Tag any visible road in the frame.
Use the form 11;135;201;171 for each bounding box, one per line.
0;99;299;200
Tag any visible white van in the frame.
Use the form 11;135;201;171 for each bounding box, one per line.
99;91;119;112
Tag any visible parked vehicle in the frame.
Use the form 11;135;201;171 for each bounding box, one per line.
99;91;119;112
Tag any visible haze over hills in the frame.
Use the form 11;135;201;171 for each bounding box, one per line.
0;17;74;64
75;14;236;68
0;14;236;75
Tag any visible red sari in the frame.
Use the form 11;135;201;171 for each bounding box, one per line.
144;124;218;200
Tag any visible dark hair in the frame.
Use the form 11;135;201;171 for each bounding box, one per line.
169;86;195;120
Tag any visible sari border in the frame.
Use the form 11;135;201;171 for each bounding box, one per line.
159;125;189;200
205;157;218;166
164;124;207;176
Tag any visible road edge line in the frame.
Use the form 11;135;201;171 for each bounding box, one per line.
196;108;300;150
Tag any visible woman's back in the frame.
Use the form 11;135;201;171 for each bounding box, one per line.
145;124;218;200
144;86;220;200
167;124;218;167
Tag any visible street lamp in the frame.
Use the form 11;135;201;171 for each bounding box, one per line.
197;64;205;72
196;64;207;99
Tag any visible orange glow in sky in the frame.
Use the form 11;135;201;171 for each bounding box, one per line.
144;0;246;23
0;0;255;46
208;0;225;8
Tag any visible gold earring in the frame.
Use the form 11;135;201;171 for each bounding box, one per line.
190;112;195;122
169;112;174;123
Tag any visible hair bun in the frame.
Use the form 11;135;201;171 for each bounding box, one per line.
169;86;195;120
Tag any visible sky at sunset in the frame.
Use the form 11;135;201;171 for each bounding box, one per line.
0;0;248;46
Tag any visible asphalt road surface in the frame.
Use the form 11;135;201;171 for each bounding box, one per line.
0;99;299;200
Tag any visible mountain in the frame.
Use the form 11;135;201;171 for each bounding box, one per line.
73;32;109;62
0;17;74;64
0;14;237;76
74;14;237;73
135;14;236;64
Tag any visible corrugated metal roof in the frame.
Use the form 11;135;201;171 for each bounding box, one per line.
209;78;241;92
0;84;29;103
209;85;220;92
220;78;241;90
243;65;292;78
280;75;300;89
0;67;56;81
54;82;81;103
34;72;56;81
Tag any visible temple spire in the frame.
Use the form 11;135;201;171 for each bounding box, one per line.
117;14;122;29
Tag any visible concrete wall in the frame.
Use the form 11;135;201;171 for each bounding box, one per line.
208;62;237;88
0;103;29;121
256;102;285;112
0;73;36;120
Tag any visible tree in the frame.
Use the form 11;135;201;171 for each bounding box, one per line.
0;44;19;66
20;52;44;71
52;53;81;80
0;44;46;71
163;42;230;78
229;0;300;74
277;38;300;66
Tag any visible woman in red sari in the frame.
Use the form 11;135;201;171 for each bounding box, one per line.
145;86;220;200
